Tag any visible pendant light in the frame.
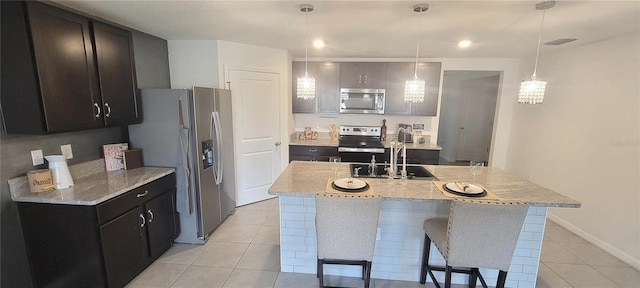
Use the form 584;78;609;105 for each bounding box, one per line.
518;1;555;104
296;4;316;100
404;3;429;103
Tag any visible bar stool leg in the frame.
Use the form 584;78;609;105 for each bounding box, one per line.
496;270;508;288
364;261;372;288
317;259;323;288
420;234;432;284
469;268;478;288
444;265;452;288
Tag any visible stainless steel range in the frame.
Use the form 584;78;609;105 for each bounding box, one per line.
337;125;387;163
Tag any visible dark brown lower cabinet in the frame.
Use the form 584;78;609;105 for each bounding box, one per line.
101;206;148;288
18;173;178;288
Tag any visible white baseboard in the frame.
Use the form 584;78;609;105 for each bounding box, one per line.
547;213;640;271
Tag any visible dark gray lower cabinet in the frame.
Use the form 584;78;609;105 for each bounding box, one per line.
289;145;338;162
18;173;178;288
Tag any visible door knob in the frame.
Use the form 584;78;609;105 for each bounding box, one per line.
275;141;281;146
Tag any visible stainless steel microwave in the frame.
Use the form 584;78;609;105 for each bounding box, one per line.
339;88;385;114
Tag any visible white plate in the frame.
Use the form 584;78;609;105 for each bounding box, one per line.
445;182;484;195
333;178;367;190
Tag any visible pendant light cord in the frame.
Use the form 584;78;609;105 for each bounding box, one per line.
304;9;309;77
532;9;546;79
413;12;423;79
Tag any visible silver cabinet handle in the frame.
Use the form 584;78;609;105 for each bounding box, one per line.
275;141;281;146
136;190;149;198
94;103;101;118
147;210;154;223
309;148;318;153
139;214;146;227
104;103;111;117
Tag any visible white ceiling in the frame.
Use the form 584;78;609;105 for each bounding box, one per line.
55;0;640;59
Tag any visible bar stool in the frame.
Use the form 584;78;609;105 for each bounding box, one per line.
420;199;528;288
315;195;382;288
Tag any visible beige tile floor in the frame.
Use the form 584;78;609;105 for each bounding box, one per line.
127;198;640;288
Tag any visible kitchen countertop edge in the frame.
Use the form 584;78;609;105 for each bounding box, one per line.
9;160;175;206
268;161;581;208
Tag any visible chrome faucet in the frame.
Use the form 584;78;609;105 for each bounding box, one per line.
389;127;408;179
369;155;377;176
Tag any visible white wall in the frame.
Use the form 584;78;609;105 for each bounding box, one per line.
506;32;640;269
167;40;219;88
293;58;520;169
216;41;291;169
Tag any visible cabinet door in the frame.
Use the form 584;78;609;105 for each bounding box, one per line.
409;62;442;116
406;149;441;165
384;62;441;116
316;62;340;114
93;22;140;125
101;206;147;288
292;61;317;113
339;62;364;88
26;2;103;132
145;189;179;260
385;63;413;115
364;62;388;88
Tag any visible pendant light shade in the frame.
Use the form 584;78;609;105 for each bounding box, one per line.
518;1;555;104
404;3;429;103
404;77;426;103
297;4;316;100
297;73;316;100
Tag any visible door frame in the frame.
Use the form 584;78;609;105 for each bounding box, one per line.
437;70;502;165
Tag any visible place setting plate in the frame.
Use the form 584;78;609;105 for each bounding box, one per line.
443;182;487;197
332;178;370;192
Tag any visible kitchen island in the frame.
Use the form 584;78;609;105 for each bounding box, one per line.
268;161;580;288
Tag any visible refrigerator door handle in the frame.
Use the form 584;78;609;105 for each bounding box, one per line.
211;111;224;185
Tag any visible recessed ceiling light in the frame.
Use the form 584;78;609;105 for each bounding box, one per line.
313;39;325;48
458;40;472;48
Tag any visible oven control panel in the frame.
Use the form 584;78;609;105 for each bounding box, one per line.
339;125;381;136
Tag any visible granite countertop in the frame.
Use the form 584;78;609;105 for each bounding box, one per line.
9;159;175;206
268;161;581;208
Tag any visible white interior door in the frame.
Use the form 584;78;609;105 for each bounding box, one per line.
456;75;499;161
228;69;281;206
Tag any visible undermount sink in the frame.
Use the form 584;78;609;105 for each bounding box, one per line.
349;163;438;180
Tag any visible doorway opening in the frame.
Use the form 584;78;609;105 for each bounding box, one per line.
437;71;501;166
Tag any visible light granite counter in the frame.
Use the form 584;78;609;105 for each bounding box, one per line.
268;161;579;207
9;159;175;206
269;161;579;287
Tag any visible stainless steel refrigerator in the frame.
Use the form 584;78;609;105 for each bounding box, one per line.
128;87;236;244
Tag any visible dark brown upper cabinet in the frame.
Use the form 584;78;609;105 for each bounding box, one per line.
0;1;140;134
92;22;140;126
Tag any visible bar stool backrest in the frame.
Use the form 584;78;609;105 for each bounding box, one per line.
316;195;382;261
446;200;528;271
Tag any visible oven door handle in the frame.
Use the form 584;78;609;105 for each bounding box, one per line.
338;147;385;153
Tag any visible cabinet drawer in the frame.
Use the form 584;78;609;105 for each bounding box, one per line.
289;145;338;162
97;173;176;225
289;145;337;155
